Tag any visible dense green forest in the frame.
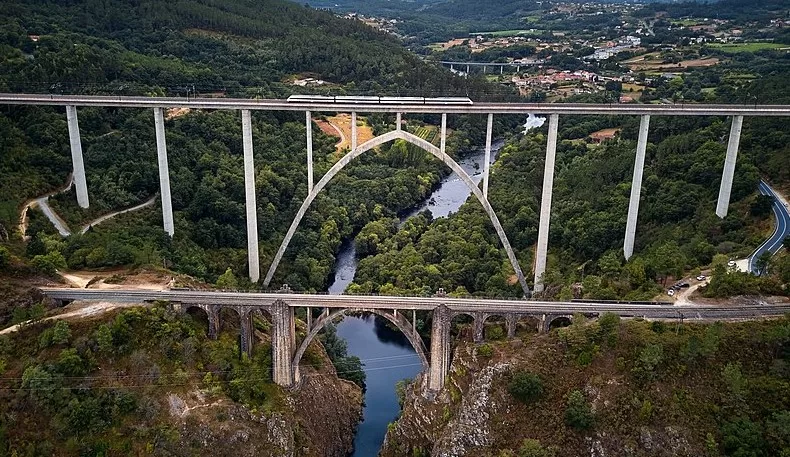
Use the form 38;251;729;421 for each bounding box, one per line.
350;69;790;299
0;0;519;291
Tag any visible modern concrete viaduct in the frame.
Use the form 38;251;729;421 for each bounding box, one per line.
39;287;790;397
4;94;790;295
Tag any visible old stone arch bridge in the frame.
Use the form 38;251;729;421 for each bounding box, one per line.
40;288;790;396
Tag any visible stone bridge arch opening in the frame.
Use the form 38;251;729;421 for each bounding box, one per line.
263;128;529;296
548;315;573;331
291;308;430;384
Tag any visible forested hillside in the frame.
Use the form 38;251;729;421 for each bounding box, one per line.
0;0;518;294
350;74;790;299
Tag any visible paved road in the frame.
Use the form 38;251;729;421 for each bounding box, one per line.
39;288;790;320
749;180;790;274
2;94;790;116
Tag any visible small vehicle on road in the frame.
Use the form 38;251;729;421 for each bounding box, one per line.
728;260;736;267
696;275;706;281
667;289;675;296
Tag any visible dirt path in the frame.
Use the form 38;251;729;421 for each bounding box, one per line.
79;195;157;234
0;301;145;335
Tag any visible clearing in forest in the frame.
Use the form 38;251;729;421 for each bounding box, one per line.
325;114;374;153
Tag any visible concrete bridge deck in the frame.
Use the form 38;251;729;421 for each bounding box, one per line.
40;287;790;319
2;93;790;116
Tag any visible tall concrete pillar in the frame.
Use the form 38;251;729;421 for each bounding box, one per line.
450;64;454;72
153;108;174;236
305;111;313;192
66;105;89;208
440;113;447;155
242;110;260;283
240;310;254;357
306;306;312;333
351;111;357;151
517;66;521;73
483;114;494;199
500;66;503;75
396;112;402;131
624;115;650;260
716;115;744;218
272;300;295;387
466;65;470;75
534;114;559;293
428;305;451;393
483;66;487;74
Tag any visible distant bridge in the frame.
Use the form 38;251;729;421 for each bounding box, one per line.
4;93;790;297
39;287;790;396
438;60;544;75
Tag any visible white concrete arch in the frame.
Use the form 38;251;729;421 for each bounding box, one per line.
291;307;429;383
263;129;529;296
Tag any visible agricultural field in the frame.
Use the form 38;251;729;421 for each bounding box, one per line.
708;42;789;53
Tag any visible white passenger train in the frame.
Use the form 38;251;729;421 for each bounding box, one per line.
287;95;473;105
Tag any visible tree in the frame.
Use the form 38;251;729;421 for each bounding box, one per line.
755;252;772;276
509;371;544;404
216;267;238;289
565;389;594;430
0;245;9;268
750;195;773;217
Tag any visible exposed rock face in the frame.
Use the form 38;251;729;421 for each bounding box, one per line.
381;344;513;457
166;362;362;456
380;337;705;457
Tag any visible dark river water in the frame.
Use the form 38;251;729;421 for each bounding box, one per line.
328;140;504;456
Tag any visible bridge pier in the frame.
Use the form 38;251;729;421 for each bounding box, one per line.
473;312;485;343
351;112;357;151
624;115;650;260
242;110;260;282
240;309;254;357
306;111;314;192
466;65;470;75
207;305;220;340
66;105;89;209
506;314;517;339
716;115;744;218
396;112;402;130
428;305;451;393
440;113;447;154
534;114;559;292
272;300;295;387
483;113;493;199
153;108;174;237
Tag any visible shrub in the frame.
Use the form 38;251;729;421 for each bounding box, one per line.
518;439;556;457
0;245;9;268
508;371;544;404
478;343;494;357
486;325;506;340
565;389;594;430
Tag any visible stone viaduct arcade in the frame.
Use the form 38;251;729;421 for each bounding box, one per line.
40;288;790;397
4;94;789;297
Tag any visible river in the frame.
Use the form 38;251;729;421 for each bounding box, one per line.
328;140;504;456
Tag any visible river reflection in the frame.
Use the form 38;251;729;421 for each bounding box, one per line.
336;315;422;457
